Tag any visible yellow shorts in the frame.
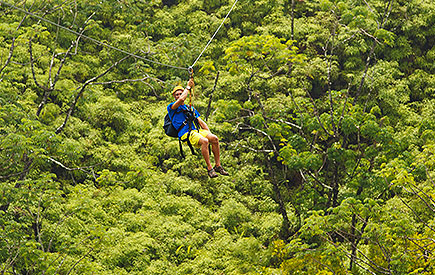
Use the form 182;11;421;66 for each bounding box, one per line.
180;129;211;148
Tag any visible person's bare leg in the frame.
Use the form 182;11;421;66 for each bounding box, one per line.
199;137;212;170
206;133;229;175
206;134;220;167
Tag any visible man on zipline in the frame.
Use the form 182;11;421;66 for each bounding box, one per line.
168;78;229;178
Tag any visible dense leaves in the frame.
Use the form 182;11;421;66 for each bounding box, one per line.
1;0;435;274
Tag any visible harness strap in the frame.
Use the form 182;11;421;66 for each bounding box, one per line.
180;118;199;156
178;139;185;158
181;130;196;156
173;106;201;157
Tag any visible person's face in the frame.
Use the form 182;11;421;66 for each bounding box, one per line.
173;89;183;100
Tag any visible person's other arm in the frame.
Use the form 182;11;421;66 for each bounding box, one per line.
197;117;209;131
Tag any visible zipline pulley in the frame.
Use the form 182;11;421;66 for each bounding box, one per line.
188;66;194;79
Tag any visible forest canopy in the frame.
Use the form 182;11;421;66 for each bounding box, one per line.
1;0;435;274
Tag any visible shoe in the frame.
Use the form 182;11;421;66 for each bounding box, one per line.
214;165;229;176
208;168;218;178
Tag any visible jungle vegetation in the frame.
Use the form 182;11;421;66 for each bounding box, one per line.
1;0;435;274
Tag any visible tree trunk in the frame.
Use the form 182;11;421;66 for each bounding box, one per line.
267;159;291;240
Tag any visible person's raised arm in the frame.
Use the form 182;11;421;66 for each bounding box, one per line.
171;78;194;110
171;88;188;110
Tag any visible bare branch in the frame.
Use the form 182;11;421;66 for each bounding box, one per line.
304;87;334;138
54;254;69;275
56;54;131;134
305;170;333;190
29;37;47;91
47;15;63;90
362;0;377;21
354;0;394;103
233;142;274;153
403;184;435;212
395;193;435;234
426;165;435;189
49;231;94;275
1;243;21;275
287;89;305;132
338;82;351;126
47;211;74;253
37;12;95;117
326;230;393;274
311;257;336;275
0;14;28;81
359;28;382;44
238;123;278;153
264;116;302;130
324;20;338;137
205;71;219;121
42;210;77;274
0;155;34;181
47;157;100;176
254;93;269;129
65;240;97;275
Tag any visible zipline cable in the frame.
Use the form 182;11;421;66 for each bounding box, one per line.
189;0;239;69
1;0;239;74
0;0;188;71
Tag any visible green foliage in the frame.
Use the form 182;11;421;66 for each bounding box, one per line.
1;0;435;274
224;34;304;76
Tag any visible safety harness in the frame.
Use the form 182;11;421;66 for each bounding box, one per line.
165;106;200;158
163;67;202;158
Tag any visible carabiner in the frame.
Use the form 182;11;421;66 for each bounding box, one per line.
188;66;194;79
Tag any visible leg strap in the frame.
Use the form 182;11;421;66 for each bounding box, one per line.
181;131;196;156
178;139;185;159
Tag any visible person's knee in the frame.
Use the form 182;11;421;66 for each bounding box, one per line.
199;137;209;147
208;134;219;144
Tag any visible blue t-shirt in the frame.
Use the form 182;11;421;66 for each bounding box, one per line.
167;103;201;137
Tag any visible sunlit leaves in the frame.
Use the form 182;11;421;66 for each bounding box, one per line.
1;0;435;274
224;34;303;75
198;60;216;75
374;29;397;47
214;99;241;122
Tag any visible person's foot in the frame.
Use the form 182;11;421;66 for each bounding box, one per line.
214;165;229;176
208;168;218;178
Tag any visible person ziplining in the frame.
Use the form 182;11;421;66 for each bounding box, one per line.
3;0;238;177
166;76;229;178
161;0;238;178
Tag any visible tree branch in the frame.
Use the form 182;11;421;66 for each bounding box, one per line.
233;142;274;153
326;230;392;274
354;0;394;103
304;87;334;138
324;18;338;137
29;37;47;91
55;54;131;134
47;157;99;179
65;240;97;275
238;123;278;154
0;14;28;81
395;192;435;234
37;12;94;117
205;71;219;121
264;116;302;130
305;170;333;190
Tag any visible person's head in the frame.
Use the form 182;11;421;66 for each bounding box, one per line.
172;85;184;100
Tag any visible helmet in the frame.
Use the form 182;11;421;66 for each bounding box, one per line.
172;85;184;96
